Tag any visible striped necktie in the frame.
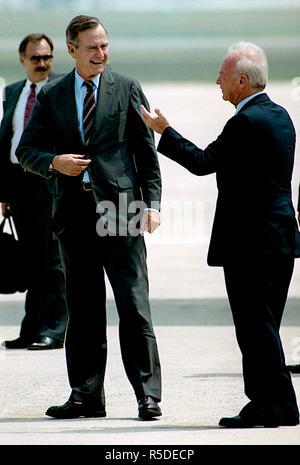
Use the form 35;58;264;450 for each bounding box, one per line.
24;83;36;128
83;80;96;145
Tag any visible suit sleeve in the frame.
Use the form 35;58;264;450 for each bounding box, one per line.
0;85;15;169
0;90;10;167
0;87;13;201
16;88;55;178
157;113;252;176
127;80;162;209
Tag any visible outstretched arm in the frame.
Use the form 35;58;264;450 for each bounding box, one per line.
141;104;218;176
140;105;170;134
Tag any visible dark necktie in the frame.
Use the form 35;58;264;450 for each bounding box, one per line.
83;80;96;145
24;83;36;128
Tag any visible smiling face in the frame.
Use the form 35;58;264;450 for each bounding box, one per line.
67;24;109;80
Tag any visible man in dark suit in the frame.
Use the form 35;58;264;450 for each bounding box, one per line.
16;16;162;420
0;33;68;350
141;42;300;427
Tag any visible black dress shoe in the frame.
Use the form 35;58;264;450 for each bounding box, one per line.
287;364;300;374
2;337;30;349
219;401;283;428
27;336;63;350
219;414;280;428
45;400;106;419
219;413;299;428
281;416;299;426
138;396;162;420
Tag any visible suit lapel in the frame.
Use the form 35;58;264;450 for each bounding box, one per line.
57;70;84;148
0;81;25;162
11;81;25;109
4;81;26;127
91;69;116;141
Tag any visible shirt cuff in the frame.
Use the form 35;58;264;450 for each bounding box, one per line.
144;208;160;214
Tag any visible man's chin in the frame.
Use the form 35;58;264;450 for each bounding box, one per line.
35;71;50;80
90;62;107;73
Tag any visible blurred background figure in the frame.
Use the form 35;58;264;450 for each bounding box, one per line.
0;33;68;350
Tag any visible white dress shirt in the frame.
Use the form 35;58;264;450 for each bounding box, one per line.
10;77;49;163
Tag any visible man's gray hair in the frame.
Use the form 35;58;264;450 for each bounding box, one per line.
66;15;107;48
228;42;268;90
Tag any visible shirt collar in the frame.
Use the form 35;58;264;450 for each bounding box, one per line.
235;91;265;114
74;68;101;91
25;77;49;92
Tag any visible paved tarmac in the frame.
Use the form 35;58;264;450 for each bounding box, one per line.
0;296;299;447
0;83;299;450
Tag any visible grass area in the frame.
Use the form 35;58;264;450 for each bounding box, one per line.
1;8;300;83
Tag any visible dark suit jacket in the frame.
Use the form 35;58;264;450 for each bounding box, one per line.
157;93;300;266
0;72;62;200
16;69;161;236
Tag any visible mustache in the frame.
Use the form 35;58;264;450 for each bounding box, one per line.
36;66;48;72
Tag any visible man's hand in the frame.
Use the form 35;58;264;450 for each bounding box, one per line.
52;154;91;176
140;105;170;134
1;202;10;216
140;210;161;234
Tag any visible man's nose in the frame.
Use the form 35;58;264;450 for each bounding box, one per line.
95;47;104;57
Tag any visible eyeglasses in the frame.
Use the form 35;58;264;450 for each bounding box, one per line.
27;55;53;64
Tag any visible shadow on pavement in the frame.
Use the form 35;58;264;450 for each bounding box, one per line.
0;416;221;433
0;298;299;327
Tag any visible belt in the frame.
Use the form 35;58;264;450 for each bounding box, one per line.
82;181;92;192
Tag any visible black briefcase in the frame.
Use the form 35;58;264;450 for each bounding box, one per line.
0;212;27;293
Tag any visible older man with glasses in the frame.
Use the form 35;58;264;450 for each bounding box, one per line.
0;33;68;351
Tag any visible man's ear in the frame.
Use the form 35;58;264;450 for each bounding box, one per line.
67;43;76;58
240;74;248;86
19;55;25;68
